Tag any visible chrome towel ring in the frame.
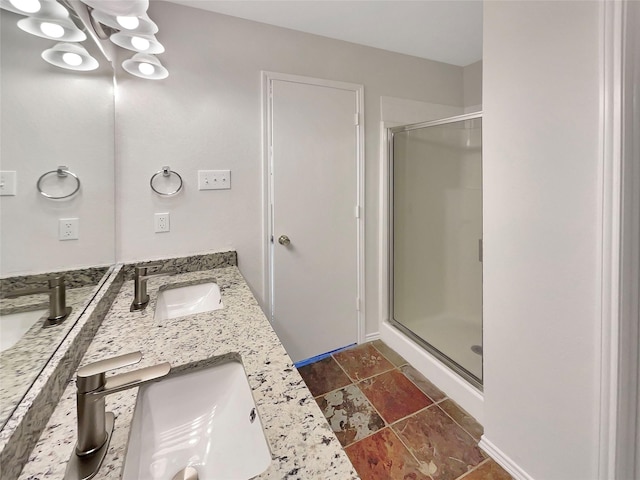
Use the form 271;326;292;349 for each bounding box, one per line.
150;166;183;196
37;166;81;199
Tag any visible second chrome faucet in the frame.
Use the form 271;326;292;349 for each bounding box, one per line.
130;264;176;312
6;275;72;327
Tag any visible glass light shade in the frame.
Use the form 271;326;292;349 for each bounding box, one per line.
18;16;86;41
110;32;165;54
138;62;154;75
91;9;157;35
42;42;99;71
116;15;139;30
122;53;168;80
40;21;64;37
80;0;148;17
1;0;67;17
8;0;39;13
62;52;82;66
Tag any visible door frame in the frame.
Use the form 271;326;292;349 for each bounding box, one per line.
599;1;640;477
261;71;366;348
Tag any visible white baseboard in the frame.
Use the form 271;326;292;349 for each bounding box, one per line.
478;436;534;480
365;331;381;342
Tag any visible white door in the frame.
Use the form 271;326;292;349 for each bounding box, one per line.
267;76;361;363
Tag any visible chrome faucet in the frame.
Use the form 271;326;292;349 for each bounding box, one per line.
130;264;176;311
64;351;171;480
6;275;72;327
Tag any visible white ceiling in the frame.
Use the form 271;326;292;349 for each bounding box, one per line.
162;1;483;67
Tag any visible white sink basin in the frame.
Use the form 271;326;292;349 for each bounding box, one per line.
122;361;271;480
154;282;223;321
0;309;47;352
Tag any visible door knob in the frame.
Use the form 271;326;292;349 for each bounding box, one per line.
278;235;291;246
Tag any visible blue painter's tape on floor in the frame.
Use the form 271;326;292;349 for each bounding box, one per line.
294;343;357;368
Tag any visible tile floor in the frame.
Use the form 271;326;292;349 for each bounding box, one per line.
297;340;512;480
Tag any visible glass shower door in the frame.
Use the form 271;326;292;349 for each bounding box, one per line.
390;114;483;386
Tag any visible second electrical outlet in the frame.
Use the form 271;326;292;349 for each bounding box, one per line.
155;213;170;233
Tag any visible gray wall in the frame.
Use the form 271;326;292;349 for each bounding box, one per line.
463;60;482;109
0;10;115;276
482;1;601;478
116;1;468;335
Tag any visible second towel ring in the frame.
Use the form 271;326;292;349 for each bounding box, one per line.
37;166;81;199
150;166;183;196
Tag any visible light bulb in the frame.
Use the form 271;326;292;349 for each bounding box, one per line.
9;0;40;13
116;16;139;30
40;22;64;38
62;52;82;66
130;36;150;51
138;62;155;75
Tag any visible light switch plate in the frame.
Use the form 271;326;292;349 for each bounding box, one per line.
198;170;231;190
0;171;17;196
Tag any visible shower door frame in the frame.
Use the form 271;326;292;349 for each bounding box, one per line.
388;111;483;389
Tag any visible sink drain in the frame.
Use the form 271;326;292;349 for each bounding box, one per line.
471;345;483;356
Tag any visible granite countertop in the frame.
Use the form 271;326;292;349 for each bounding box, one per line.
0;286;98;426
18;266;359;479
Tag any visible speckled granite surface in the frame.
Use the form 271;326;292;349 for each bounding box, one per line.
0;266;109;294
0;266;123;480
0;286;96;426
17;267;359;480
120;250;237;280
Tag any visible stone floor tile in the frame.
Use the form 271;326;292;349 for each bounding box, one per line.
393;405;485;480
333;343;394;381
345;427;431;480
400;364;447;403
359;369;432;424
439;398;484;441
460;459;513;480
372;340;407;367
296;356;351;397
315;384;385;447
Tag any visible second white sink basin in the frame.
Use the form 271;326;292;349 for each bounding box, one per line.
122;361;271;480
0;309;47;352
154;282;223;321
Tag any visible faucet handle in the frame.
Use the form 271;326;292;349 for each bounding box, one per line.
134;264;164;276
77;351;142;393
5;275;66;298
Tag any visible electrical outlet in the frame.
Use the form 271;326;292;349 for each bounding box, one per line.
155;213;170;233
59;218;79;240
198;170;231;190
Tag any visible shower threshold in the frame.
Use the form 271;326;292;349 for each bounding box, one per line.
389;318;483;390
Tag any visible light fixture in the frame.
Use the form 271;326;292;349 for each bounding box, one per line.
18;16;86;41
122;53;168;80
80;0;148;17
0;0;40;14
109;32;164;54
91;9;157;35
41;42;98;71
1;0;67;17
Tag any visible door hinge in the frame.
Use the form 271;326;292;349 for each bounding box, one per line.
354;113;360;126
355;205;360;219
356;297;361;311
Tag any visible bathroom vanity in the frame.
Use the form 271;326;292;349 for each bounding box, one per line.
12;254;358;479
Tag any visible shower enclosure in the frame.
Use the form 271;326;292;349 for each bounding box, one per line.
389;113;483;387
